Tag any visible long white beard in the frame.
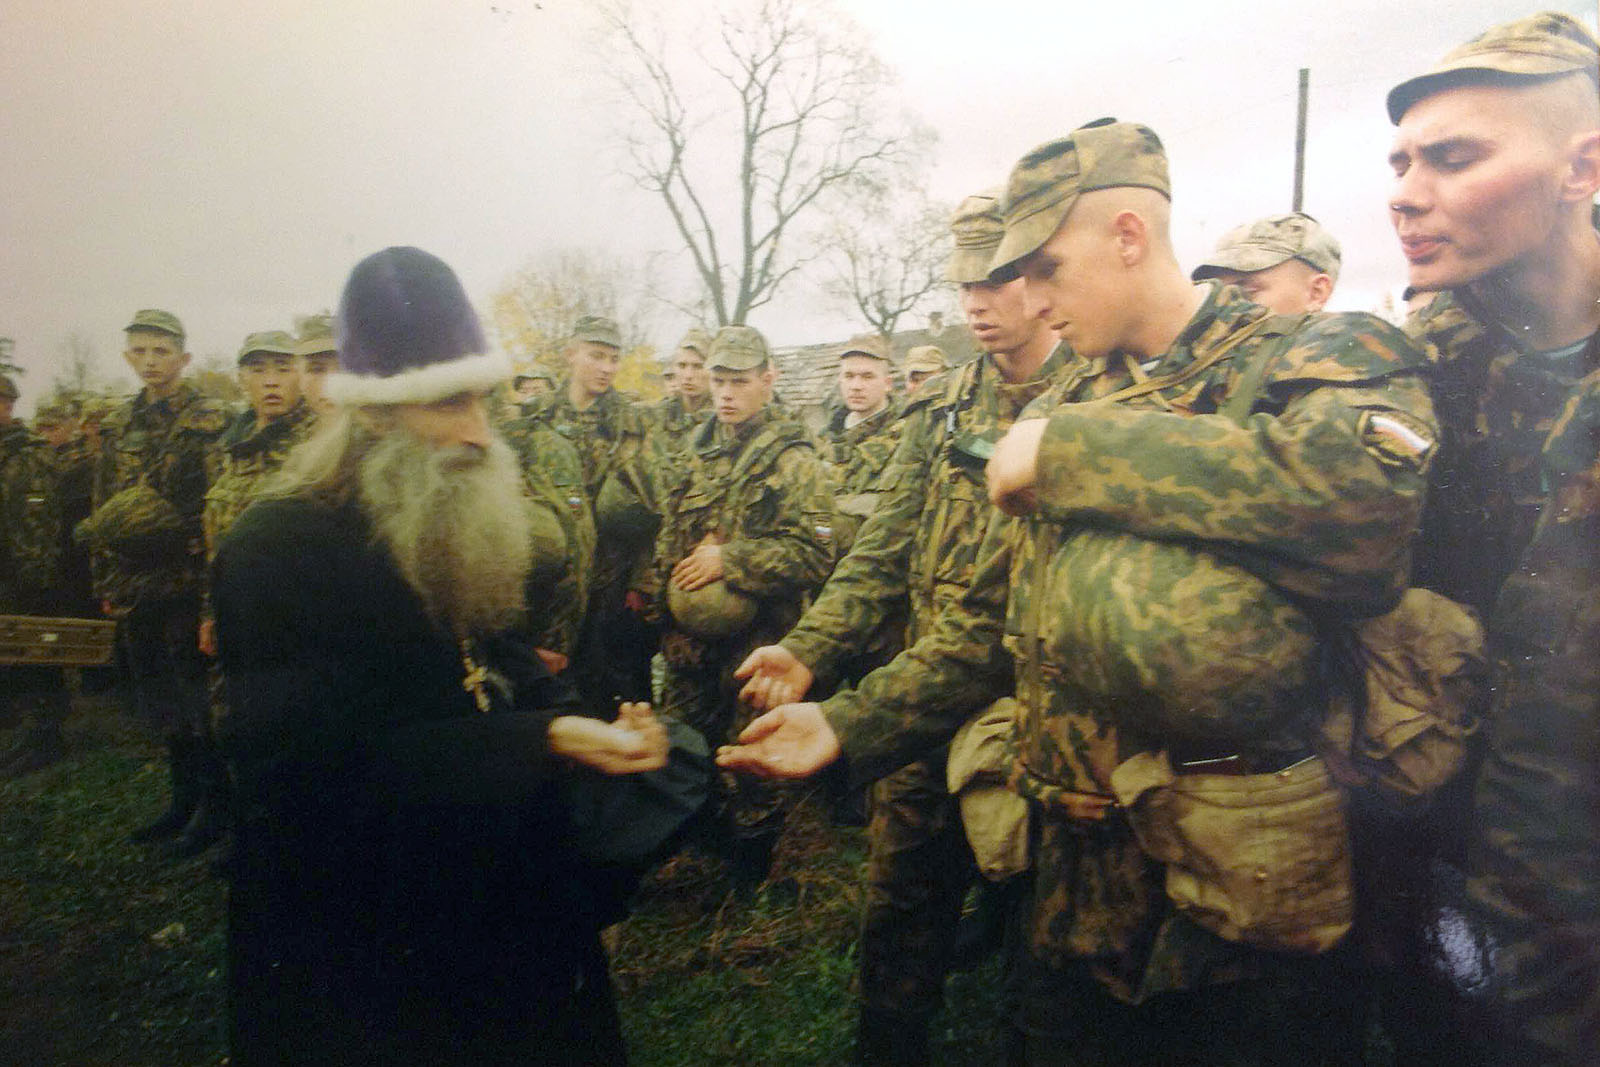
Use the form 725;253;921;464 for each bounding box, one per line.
356;429;534;635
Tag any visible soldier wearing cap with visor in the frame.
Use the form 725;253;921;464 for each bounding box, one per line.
80;310;228;846
640;324;835;885
723;119;1439;1064
650;327;715;455
1191;212;1342;316
736;188;1072;1063
902;345;949;392
1383;13;1600;1065
291;313;339;419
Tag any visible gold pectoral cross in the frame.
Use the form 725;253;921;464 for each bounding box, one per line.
458;637;492;713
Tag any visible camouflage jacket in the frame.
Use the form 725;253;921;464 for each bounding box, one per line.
823;398;904;559
502;419;597;657
89;383;229;610
522;386;662;598
1407;288;1600;618
523;387;652;504
645;407;836;644
1459;349;1600;1062
648;394;714;457
0;422;63;612
203;403;313;562
820;283;1436;1001
784;345;1074;689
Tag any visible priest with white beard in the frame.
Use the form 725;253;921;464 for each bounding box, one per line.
212;246;666;1066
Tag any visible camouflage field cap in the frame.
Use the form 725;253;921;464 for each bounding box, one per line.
946;189;1005;283
571;315;622;350
1191;213;1343;283
991;119;1171;273
677;326;714;356
236;330;298;364
0;375;17;400
839;333;892;363
903;345;949;375
707;325;770;371
294;312;338;358
124;308;184;341
514;365;556;384
1387;11;1600;123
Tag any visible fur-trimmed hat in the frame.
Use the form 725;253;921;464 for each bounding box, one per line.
326;247;510;407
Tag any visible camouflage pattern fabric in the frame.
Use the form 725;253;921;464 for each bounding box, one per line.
0;422;64;612
784;344;1074;1017
818;282;1435;1003
88;383;228;612
1407;288;1595;617
648;407;835;837
1443;310;1600;1062
501;419;597;658
203;403;313;562
824;398;903;560
647;394;713;458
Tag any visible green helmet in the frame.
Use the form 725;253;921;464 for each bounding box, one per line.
667;578;759;639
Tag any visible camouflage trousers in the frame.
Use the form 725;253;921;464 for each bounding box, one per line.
120;595;209;738
859;751;974;1019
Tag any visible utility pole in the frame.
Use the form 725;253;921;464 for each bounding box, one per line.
1293;68;1309;213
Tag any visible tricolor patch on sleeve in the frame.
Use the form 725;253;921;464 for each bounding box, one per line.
1358;410;1437;472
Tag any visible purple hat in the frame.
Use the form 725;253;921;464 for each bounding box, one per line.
325;246;510;406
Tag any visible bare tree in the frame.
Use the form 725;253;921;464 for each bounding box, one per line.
597;0;934;326
489;247;659;363
52;333;103;398
821;196;952;340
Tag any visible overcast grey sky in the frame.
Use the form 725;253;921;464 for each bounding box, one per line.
2;0;1594;409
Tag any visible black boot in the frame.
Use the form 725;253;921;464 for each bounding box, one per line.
855;1006;932;1066
129;735;200;843
169;743;230;858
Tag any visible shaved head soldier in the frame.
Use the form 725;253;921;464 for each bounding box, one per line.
1387;14;1600;1065
724;120;1437;1064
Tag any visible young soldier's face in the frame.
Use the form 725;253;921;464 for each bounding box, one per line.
1206;260;1331;316
958;275;1046;355
239;353;301;418
123;330;190;394
837;355;892;413
568;341;621;401
1017;217;1124;359
711;366;773;426
1388;83;1579;291
672;348;709;400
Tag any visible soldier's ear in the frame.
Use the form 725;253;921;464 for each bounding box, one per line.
1111;209;1149;267
1559;129;1600;203
1307;274;1334;312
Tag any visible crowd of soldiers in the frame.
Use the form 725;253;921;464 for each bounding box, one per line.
0;8;1596;1065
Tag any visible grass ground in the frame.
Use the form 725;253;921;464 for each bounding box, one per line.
0;694;1008;1066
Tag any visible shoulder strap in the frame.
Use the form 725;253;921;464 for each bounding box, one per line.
1216;313;1313;425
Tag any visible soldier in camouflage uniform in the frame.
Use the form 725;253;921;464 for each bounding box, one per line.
1191;212;1341;316
738;190;1070;1064
1383;15;1600;1064
642;325;835;881
824;333;902;558
902;345;948;393
724;121;1438;1064
501;407;598;673
33;402;96;619
0;375;70;775
519;315;660;707
173;331;312;857
80;310;229;843
649;327;714;456
292;313;339;419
